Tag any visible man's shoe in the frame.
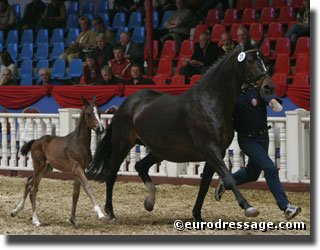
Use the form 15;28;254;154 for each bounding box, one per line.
215;178;225;201
284;203;301;220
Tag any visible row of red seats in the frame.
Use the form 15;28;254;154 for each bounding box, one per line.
229;0;303;12
206;6;297;28
273;54;310;77
273;72;309;87
153;74;201;86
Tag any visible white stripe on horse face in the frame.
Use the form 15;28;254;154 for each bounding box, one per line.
257;52;267;72
93;107;103;130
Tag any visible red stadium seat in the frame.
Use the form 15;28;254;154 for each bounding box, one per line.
254;0;269;11
241;8;257;26
175;58;187;75
236;0;251;12
190;74;202;85
230;23;241;41
171;75;185;85
222;9;238;27
156;58;172;78
160;40;176;59
293;37;310;58
144;40;159;59
259;7;276;26
211;24;225;43
153;75;167;85
206;9;220;27
261;37;271;57
274;54;290;75
270;37;291;59
272;73;287;87
271;0;287;10
193;24;208;43
249;23;263;41
291;0;304;10
266;22;283;41
292;73;309;85
278;6;295;25
294;54;310;75
178;40;194;59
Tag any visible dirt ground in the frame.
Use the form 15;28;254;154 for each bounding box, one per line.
0;175;310;236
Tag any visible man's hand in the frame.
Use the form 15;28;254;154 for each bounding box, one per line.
269;99;283;112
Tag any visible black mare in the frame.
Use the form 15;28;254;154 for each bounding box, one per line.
86;42;275;222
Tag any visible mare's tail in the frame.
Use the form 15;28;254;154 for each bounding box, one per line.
85;121;113;182
20;140;36;156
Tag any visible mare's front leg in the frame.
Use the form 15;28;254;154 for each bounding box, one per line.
70;179;81;228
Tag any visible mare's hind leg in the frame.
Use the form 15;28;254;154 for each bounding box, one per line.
135;153;162;212
11;176;33;217
192;162;215;222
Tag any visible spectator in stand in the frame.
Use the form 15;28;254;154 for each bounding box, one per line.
108;46;132;81
100;65;123;85
119;31;144;69
0;51;18;81
0;0;16;37
220;32;235;54
20;0;46;31
160;0;197;49
0;68;17;86
179;32;220;81
93;33;114;72
36;68;60;85
236;25;254;46
35;0;66;33
111;0;145;23
79;54;100;85
285;0;310;53
152;0;176;19
60;16;96;65
93;16;116;46
126;64;155;85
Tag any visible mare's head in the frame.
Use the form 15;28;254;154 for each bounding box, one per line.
237;41;275;98
81;96;104;136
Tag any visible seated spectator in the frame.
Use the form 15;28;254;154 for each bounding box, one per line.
220;32;235;54
79;54;100;85
93;33;114;72
160;0;197;49
0;0;16;37
100;65;122;85
179;32;220;80
60;16;96;65
236;25;254;46
111;0;144;23
126;64;155;85
93;16;116;46
0;68;18;86
285;0;310;53
20;0;46;31
0;51;18;80
152;0;176;18
36;68;60;85
119;31;144;68
35;0;66;33
108;46;132;81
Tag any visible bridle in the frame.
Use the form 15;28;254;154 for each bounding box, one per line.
240;49;270;87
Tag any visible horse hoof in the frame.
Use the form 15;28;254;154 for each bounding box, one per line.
144;199;154;212
70;219;80;229
32;221;41;227
245;207;260;217
11;211;17;217
109;218;116;224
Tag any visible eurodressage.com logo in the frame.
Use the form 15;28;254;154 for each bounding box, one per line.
173;219;307;232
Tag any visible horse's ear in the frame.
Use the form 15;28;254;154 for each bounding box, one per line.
92;95;97;105
81;95;90;106
255;35;265;49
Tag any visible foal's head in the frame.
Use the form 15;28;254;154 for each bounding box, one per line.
237;41;275;98
82;96;104;135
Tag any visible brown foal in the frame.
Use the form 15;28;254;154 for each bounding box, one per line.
11;96;105;228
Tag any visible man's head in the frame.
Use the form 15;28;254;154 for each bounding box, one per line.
96;33;108;49
199;32;210;49
79;16;91;31
221;32;232;47
175;0;187;10
93;16;105;32
85;54;96;68
1;68;12;83
130;64;142;79
39;68;50;83
237;26;249;45
119;32;131;46
113;46;124;61
101;65;113;82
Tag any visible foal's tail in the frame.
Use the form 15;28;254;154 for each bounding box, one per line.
20;140;36;156
85;121;113;182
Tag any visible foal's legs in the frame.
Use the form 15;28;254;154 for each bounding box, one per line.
71;166;105;226
11;176;33;217
135;153;161;212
